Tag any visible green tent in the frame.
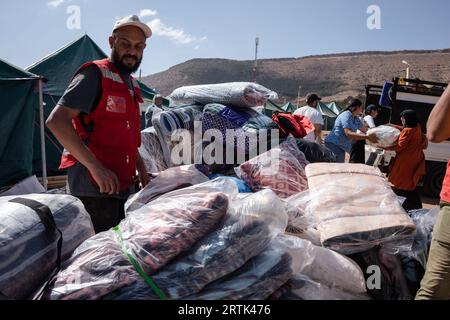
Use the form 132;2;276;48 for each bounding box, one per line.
26;34;164;176
317;101;339;118
317;101;343;131
262;100;298;117
280;102;297;113
0;58;40;188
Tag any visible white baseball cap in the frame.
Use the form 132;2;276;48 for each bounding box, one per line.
113;15;152;38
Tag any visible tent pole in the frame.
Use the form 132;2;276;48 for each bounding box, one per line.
38;78;48;191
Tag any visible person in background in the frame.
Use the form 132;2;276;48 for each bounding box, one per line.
350;104;379;164
294;93;324;144
385;110;427;211
46;15;152;233
145;94;164;128
416;83;450;300
325;99;378;163
364;104;379;129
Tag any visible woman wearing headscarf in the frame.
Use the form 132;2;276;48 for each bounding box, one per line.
325;99;379;163
385;109;428;211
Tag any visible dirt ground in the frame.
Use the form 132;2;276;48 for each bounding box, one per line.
421;194;440;210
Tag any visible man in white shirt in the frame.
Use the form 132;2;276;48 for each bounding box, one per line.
294;93;324;144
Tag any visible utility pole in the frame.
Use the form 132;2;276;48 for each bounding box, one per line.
252;37;259;83
297;85;302;108
402;60;411;79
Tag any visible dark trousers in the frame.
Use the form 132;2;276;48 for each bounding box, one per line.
77;197;126;234
350;140;366;164
392;188;423;212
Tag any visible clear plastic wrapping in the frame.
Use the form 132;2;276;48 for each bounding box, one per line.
105;189;288;300
139;127;169;173
350;247;413;300
398;207;440;268
43;181;232;300
367;125;401;149
125;165;209;214
235;138;309;199
303;163;416;255
183;242;293;300
184;233;367;300
274;235;367;294
0;194;95;299
169;82;278;109
285;195;322;247
269;275;371;300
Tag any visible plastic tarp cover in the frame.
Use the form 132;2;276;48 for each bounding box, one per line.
43;180;233;300
0;194;94;299
304;163;416;255
235;138;309;199
105;189;288;300
367;125;401;149
169;82;278;109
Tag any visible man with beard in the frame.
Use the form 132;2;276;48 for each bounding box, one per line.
46;15;151;233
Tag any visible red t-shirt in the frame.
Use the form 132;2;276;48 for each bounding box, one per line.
441;161;450;203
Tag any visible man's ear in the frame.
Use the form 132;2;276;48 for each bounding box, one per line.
109;36;114;49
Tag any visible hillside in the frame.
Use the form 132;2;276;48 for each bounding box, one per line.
142;49;450;103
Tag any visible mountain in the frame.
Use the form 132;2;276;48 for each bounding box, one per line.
142;49;450;103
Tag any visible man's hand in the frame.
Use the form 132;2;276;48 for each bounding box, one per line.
367;133;380;144
89;164;121;195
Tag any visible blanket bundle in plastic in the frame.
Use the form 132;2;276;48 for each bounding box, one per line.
105;189;289;300
302;163;416;255
268;235;370;300
169;82;278;109
152;105;204;167
43;181;230;300
139;127;168;172
367;125;401;149
235;138;309;199
201;103;277;158
0;194;94;299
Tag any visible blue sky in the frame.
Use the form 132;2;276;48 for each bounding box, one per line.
1;0;450;76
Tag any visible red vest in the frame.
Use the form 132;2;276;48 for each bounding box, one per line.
60;59;143;191
441;161;450;203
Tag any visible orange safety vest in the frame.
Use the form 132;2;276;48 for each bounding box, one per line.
60;59;142;191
